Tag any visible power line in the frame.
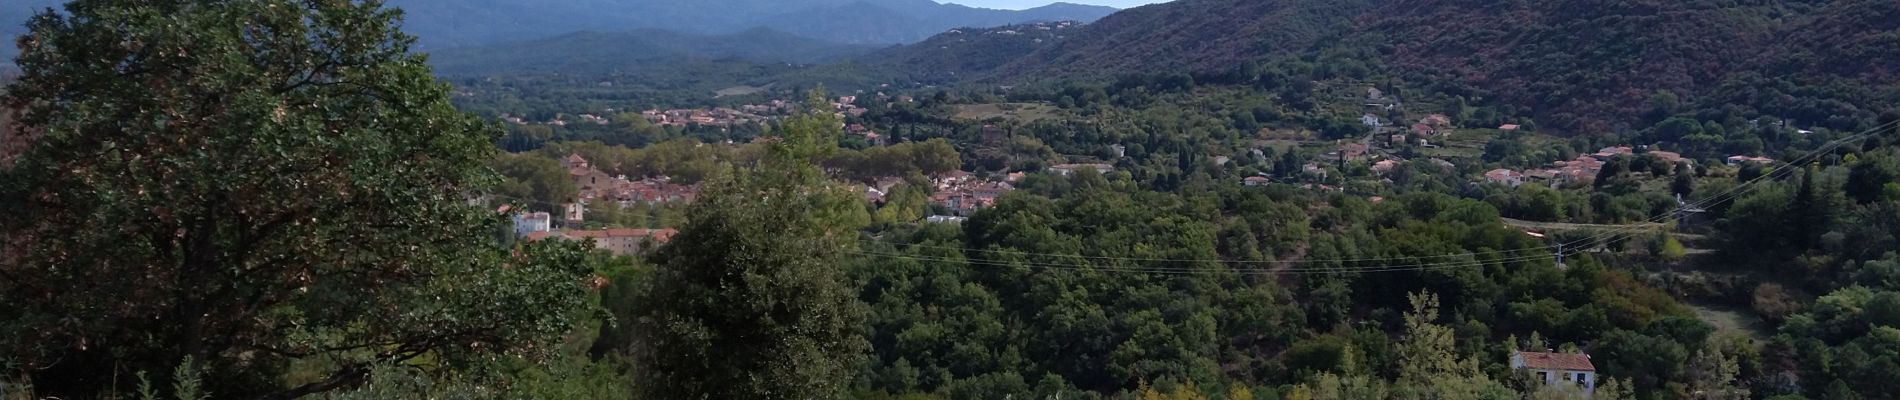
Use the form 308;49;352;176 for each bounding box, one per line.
1543;121;1893;254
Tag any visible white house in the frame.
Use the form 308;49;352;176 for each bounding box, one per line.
1302;162;1329;179
1048;163;1115;177
512;212;552;237
562;202;585;223
1511;351;1597;396
1486;169;1525;188
1362;114;1383;128
1727;155;1774;166
926;215;967;224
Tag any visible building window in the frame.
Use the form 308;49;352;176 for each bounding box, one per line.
1537;372;1548;382
1562;373;1572;381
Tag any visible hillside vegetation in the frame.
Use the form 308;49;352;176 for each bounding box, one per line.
871;0;1899;134
862;22;1084;84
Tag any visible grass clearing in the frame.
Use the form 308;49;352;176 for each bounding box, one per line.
714;84;770;97
1421;146;1484;158
952;103;1062;123
1687;302;1770;341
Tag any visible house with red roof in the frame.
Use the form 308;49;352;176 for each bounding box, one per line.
1647;150;1686;165
1337;142;1369;161
1372;159;1401;175
1591;146;1634;161
1511;351;1597;395
1486;169;1525;187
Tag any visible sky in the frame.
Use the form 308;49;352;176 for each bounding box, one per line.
945;0;1170;10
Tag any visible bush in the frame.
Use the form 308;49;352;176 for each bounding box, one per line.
1752;283;1801;324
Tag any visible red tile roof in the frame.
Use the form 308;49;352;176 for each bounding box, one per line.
649;229;678;242
1516;351;1595;371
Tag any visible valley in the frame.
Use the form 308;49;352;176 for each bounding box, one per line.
2;0;1898;399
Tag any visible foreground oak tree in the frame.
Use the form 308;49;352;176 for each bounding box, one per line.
0;1;594;398
629;92;871;399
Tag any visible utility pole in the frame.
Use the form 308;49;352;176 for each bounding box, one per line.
1555;242;1566;268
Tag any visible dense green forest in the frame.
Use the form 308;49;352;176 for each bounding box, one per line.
879;0;1900;134
4;1;1900;400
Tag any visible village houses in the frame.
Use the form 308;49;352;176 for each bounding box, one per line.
563;154;700;207
1482;144;1704;188
927;171;1015;216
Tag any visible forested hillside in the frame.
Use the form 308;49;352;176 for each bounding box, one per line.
872;0;1899;134
987;0;1373;79
862;22;1083;84
1366;0;1899;133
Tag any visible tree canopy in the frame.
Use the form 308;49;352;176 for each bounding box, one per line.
0;1;594;397
628;92;871;399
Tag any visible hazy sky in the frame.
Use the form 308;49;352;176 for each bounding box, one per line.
946;0;1170;10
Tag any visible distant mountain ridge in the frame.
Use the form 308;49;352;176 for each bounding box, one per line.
426;28;876;76
382;0;1118;49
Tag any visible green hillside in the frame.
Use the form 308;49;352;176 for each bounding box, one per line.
869;0;1899;134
